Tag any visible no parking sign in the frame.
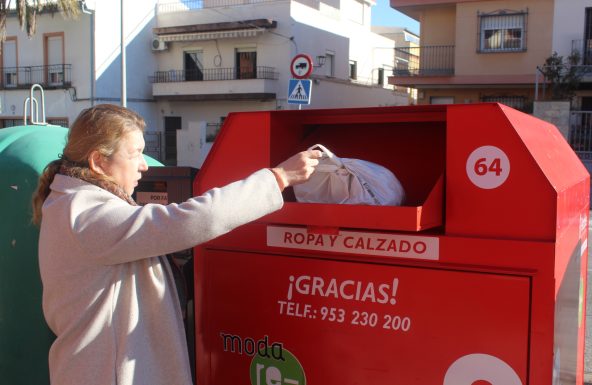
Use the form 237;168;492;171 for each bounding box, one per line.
290;54;313;79
288;54;314;106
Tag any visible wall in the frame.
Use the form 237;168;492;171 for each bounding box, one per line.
0;1;159;127
455;0;553;77
533;100;571;139
419;5;455;46
153;0;407;126
552;0;592;58
153;0;408;165
91;0;157;113
417;87;535;106
2;10;92;124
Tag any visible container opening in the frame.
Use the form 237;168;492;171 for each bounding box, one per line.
270;121;446;207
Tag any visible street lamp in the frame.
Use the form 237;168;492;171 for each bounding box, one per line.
316;55;327;67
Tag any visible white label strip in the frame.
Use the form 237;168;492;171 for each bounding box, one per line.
267;226;439;260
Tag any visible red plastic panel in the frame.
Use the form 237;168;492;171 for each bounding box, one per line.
446;104;557;240
196;106;446;233
196;250;530;385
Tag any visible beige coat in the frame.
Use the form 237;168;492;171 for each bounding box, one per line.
39;169;283;385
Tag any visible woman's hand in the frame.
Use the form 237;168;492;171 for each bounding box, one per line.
271;149;323;190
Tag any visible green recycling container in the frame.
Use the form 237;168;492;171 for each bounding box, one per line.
0;124;162;384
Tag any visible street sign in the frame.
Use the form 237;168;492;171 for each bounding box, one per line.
290;54;313;79
287;79;312;105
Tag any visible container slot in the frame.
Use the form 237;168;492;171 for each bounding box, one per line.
265;119;446;232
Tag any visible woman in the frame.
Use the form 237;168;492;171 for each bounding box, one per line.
32;104;321;385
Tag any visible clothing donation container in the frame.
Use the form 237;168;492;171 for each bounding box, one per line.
193;104;589;385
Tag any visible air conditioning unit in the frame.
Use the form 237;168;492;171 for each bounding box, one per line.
151;37;167;51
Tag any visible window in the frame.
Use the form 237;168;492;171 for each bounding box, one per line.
4;72;16;87
479;11;527;52
430;96;454;105
164;116;181;166
49;69;64;85
349;60;357;80
0;117;67;128
584;8;592;64
377;67;385;86
325;53;334;77
480;95;530;112
236;48;257;79
184;50;204;81
1;119;21;128
2;38;17;88
47;118;69;127
44;33;65;86
206;116;225;143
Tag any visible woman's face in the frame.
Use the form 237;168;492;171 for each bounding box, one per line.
101;129;149;195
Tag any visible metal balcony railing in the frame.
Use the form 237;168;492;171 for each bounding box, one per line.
570;111;592;157
394;45;455;77
572;39;592;65
150;66;278;83
157;0;278;13
0;64;72;89
144;131;162;161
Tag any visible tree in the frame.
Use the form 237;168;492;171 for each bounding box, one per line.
0;0;79;45
540;51;586;101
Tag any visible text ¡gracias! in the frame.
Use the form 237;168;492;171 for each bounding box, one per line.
287;275;400;305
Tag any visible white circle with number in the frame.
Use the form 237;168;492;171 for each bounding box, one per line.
466;145;510;189
443;354;522;385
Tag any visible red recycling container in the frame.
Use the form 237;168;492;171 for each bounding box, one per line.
193;104;589;385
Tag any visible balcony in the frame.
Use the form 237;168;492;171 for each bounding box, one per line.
150;66;279;101
394;45;455;77
157;0;278;13
572;39;592;65
0;64;72;90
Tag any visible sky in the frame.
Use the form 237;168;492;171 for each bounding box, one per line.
371;0;419;35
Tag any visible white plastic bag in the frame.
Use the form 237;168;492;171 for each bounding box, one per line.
293;144;405;206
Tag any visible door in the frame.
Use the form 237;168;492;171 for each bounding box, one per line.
45;34;64;86
2;39;16;87
164;116;181;166
236;49;256;79
584;8;592;65
184;51;203;81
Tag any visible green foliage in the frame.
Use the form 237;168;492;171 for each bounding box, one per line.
540;51;586;101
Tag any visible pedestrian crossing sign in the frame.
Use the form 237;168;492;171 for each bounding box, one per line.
287;79;312;105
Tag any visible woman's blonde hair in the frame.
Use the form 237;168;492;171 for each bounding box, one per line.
31;104;146;225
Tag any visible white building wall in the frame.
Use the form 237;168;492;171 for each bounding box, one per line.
2;11;91;124
2;1;159;128
0;0;406;167
552;0;592;58
88;0;159;129
153;0;406;166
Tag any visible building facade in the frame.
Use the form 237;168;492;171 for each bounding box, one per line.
372;25;419;103
0;0;409;167
152;0;408;166
389;0;555;112
0;0;159;129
